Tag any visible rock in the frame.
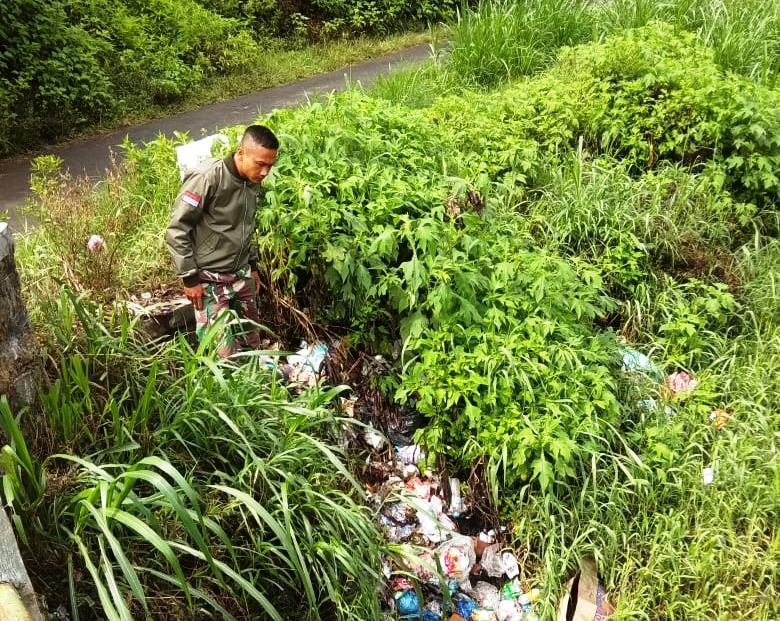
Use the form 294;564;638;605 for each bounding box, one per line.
125;297;195;340
0;505;44;621
0;222;43;408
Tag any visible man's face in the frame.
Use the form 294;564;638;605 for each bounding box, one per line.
237;140;277;184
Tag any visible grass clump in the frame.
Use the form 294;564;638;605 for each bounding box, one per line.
2;294;381;621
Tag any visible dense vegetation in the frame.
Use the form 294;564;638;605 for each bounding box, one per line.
3;0;780;620
0;0;456;157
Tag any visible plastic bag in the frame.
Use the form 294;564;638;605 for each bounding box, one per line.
480;544;506;578
620;347;662;380
664;371;698;398
396;589;421;615
472;581;500;610
435;535;476;581
388;405;427;445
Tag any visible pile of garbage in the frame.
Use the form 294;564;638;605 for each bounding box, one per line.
367;452;542;621
263;341;620;621
266;342;542;620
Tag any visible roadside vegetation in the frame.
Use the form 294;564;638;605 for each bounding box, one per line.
2;0;779;620
0;0;453;158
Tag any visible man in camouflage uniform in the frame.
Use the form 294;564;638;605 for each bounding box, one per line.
166;125;279;358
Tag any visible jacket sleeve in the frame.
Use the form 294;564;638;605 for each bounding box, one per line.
166;173;210;286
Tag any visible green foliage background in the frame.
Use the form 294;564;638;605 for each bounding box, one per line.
0;0;457;157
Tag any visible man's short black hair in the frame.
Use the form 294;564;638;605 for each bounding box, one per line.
242;125;279;150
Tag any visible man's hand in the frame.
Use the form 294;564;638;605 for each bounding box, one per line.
184;283;204;311
251;270;262;294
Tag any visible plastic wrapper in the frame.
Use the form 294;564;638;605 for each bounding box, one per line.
340;396;356;417
403;464;421;479
435;534;476;581
495;600;522;621
382;555;392;579
392;577;416;591
397;444;426;466
364;427;387;450
501;579;523;599
286;342;329;387
710;408;731;430
287;341;327;372
383;524;415;543
405;476;432;499
519;588;540;605
86;234;104;253
403;550;438;585
425;600;443;618
382;501;415;525
396;590;421;615
664;371;698;397
479;544;505;578
414;495;457;545
472;609;497;621
472;581;500;610
501;552;520;579
453;594;477;620
478;530;497;544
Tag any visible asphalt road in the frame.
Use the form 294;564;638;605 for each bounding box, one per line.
0;43;431;232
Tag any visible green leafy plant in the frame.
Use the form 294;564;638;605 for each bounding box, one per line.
0;397;47;546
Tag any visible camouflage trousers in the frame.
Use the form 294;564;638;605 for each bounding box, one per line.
195;267;261;358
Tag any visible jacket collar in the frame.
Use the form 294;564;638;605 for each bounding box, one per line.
223;153;242;181
223;152;260;187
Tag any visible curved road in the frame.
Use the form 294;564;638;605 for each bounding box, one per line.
0;44;431;232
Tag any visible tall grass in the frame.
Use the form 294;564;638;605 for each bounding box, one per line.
506;327;780;620
444;0;594;88
594;0;780;81
1;292;381;621
443;0;780;90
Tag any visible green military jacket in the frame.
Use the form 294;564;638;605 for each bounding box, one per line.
166;153;261;287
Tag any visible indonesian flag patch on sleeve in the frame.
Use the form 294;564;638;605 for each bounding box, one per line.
182;191;201;208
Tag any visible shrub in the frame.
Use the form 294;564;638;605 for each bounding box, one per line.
0;0;113;152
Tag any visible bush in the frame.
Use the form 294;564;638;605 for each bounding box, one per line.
0;0;113;152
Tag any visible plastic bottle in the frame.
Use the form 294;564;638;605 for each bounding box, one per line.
449;477;463;518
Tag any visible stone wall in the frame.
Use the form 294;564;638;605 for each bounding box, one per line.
0;223;45;618
0;222;42;407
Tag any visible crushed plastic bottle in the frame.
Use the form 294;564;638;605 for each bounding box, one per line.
397;444;426;466
500;578;523;599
